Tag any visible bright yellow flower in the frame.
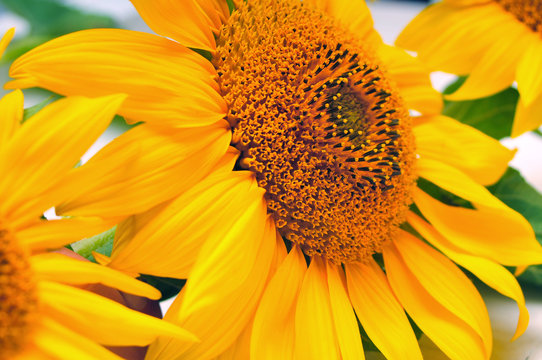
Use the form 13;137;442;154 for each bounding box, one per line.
0;30;197;360
4;1;542;359
397;0;542;137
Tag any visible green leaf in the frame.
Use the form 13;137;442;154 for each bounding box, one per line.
487;168;542;286
138;275;186;301
442;77;518;140
226;0;236;14
70;227;116;263
0;0;116;37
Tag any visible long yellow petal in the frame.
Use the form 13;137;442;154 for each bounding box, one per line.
378;45;442;115
129;0;223;51
0;89;23;145
414;115;514;185
149;199;276;360
109;172;263;278
39;281;197;346
0;95;125;224
294;256;340;360
7;29;226;128
250;246;306;360
383;242;488;360
407;212;529;340
0;27;14;59
56;121;231;219
346;259;423;360
326;262;364;360
397;2;513;75
413;186;542;266
31;253;161;300
35;318;122;360
513;92;542;137
446;20;531;101
517;35;542;106
394;230;492;356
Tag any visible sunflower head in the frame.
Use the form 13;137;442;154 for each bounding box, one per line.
494;0;542;33
215;0;416;264
0;227;38;358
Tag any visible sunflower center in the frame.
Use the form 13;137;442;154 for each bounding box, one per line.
0;227;39;357
214;0;416;264
494;0;542;34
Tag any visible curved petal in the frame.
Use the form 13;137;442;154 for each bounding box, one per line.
56;121;231;219
0;27;14;59
39;281;198;346
0;95;124;224
108;172;263;279
0;89;23;145
397;2;516;75
251;246;306;360
346;259;422;360
294;256;340;360
394;230;492;356
129;0;220;51
414;115;514;185
513;90;542;137
413;188;542;266
7;29;226;128
31;253;161;300
148;196;276;360
517;35;542;106
326;262;364;360
407;212;529;340
379;45;442;115
383;242;487;360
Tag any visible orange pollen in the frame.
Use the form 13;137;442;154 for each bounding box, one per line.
494;0;542;34
215;0;416;264
0;228;38;357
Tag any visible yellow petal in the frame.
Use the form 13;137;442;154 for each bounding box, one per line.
326;262;364;360
251;246;306;360
346;259;423;360
378;45;442;115
214;317;252;360
413;187;542;266
0;95;125;224
39;281;198;346
294;256;340;360
18;217;117;252
517;35;542;106
446;20;531;101
31;253;161;300
109;172;263;278
0;89;23;145
397;2;514;75
129;0;219;51
513;90;542;137
150;201;276;360
383;242;488;360
35;318;123;360
7;29;226;128
56;121;231;219
414;115;514;185
0;27;14;59
407;212;530;340
394;230;492;356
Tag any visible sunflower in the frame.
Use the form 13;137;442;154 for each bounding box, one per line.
5;1;542;359
0;29;197;360
396;0;542;137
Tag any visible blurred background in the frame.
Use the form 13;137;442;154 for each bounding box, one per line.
0;1;540;359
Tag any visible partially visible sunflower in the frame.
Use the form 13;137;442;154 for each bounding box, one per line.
5;1;542;359
396;0;542;137
0;29;197;360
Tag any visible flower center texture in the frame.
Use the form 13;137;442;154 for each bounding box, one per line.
494;0;542;34
0;227;38;357
214;0;416;264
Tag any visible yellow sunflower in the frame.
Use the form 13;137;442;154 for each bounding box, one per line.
0;29;197;360
4;1;542;359
396;0;542;137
